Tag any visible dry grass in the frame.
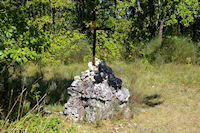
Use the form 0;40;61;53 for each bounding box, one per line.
63;60;200;133
4;60;200;132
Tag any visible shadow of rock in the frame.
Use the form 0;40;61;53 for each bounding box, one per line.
143;94;163;107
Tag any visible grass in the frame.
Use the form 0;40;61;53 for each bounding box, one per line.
76;60;200;133
2;60;200;132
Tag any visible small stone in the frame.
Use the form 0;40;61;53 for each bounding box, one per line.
88;62;93;70
81;72;87;80
108;74;122;89
139;108;146;113
100;72;105;78
74;76;80;81
85;70;90;74
43;110;52;114
133;123;137;126
116;87;130;102
67;88;79;97
94;72;103;83
95;58;101;66
90;71;95;76
71;80;82;87
59;111;63;115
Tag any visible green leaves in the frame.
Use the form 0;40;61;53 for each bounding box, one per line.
96;31;124;61
8;114;63;133
41;29;90;64
0;0;200;65
1;47;37;64
175;0;198;26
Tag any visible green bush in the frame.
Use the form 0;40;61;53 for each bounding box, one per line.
7;114;63;133
145;36;197;64
96;31;125;62
125;41;145;60
144;37;162;63
196;41;200;64
145;37;162;56
160;37;196;63
41;30;91;65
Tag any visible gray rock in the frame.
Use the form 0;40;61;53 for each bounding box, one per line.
90;71;95;76
108;74;122;89
85;86;97;99
116;87;130;102
64;97;84;121
74;76;80;81
71;79;82;87
94;72;103;83
67;87;82;97
80;72;87;80
64;58;130;122
85;106;97;122
94;83;113;101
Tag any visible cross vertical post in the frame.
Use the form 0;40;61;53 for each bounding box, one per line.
92;10;97;66
89;9;112;66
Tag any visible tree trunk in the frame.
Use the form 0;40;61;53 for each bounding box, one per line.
137;0;141;12
156;0;161;27
148;0;155;38
159;19;165;39
52;8;55;33
114;0;117;19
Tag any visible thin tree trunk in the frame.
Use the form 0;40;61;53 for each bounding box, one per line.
137;0;141;12
159;19;165;39
114;0;117;19
148;0;155;38
52;8;55;33
156;0;161;27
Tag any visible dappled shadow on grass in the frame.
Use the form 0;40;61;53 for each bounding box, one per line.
38;78;73;105
0;70;73;121
143;94;163;107
8;71;73;106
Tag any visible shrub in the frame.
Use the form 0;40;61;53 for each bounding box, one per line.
41;30;91;65
145;37;162;56
144;37;162;63
7;114;63;133
196;41;200;64
145;36;197;64
160;37;196;63
96;31;125;62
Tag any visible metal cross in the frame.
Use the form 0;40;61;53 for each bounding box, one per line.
89;9;111;66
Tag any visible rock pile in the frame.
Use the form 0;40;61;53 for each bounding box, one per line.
64;58;130;122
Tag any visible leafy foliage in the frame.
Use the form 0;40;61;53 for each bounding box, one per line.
41;30;90;64
160;37;196;63
7;114;63;132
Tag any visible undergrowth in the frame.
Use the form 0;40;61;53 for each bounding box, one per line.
6;114;62;133
145;36;197;64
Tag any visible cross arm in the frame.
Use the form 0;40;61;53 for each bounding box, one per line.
85;27;113;31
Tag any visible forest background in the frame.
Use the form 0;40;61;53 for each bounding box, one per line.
0;0;200;132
